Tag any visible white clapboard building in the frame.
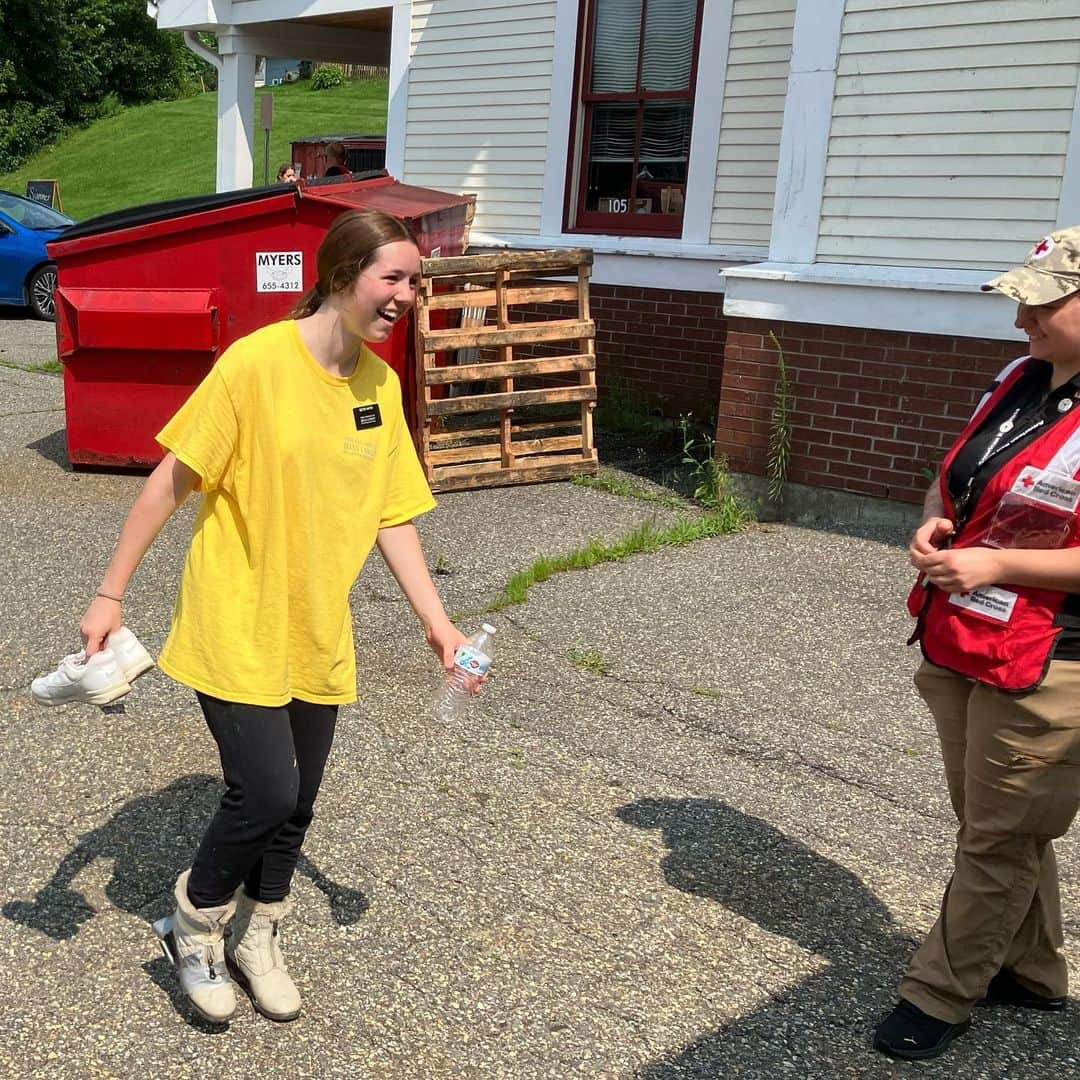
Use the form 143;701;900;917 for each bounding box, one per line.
152;0;1080;510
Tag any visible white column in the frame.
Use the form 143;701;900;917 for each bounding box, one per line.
1057;74;1080;228
386;0;412;179
767;0;846;264
681;1;734;245
538;0;579;236
216;48;257;192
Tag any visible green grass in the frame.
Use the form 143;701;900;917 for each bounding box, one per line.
568;647;613;676
571;468;689;509
484;504;752;615
0;357;61;374
691;686;724;699
0;79;388;221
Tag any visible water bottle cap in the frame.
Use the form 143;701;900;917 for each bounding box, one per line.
481;623;496;635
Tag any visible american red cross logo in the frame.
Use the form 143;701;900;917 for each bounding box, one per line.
1033;237;1053;257
1022;475;1036;487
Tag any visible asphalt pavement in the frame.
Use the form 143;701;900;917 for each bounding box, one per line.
1;316;1077;1079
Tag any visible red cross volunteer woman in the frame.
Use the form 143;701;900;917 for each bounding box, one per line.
874;227;1080;1060
77;209;469;1026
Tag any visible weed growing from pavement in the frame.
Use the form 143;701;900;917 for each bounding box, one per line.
571;468;689;509
0;358;61;375
483;504;752;614
568;647;612;675
691;686;724;699
678;415;735;511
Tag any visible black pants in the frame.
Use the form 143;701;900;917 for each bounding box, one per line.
187;693;338;908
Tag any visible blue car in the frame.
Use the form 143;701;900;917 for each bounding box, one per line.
0;189;75;320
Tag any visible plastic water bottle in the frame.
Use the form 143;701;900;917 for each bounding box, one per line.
433;623;495;721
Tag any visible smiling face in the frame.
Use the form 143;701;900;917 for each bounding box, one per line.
1014;292;1080;367
341;240;421;342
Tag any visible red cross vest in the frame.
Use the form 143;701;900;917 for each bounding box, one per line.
907;356;1080;692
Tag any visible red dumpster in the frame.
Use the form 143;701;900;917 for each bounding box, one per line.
49;174;475;467
290;134;387;179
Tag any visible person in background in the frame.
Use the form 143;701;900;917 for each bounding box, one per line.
324;141;349;177
78;209;469;1026
276;163;298;183
875;227;1080;1060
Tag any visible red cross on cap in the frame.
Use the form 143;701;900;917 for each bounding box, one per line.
1033;237;1053;257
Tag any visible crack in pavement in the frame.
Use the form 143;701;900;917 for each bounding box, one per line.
0;408;64;419
498;612;942;824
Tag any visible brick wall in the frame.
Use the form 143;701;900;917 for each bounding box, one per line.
716;317;1021;504
515;284;728;418
591;285;727;417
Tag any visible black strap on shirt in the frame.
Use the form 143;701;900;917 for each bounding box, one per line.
947;361;1080;531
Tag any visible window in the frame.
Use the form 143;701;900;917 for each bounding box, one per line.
567;0;704;237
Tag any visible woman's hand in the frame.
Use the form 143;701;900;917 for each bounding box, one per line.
426;618;491;695
374;523;489;695
426;618;468;671
912;546;1004;593
909;516;954;565
80;595;123;655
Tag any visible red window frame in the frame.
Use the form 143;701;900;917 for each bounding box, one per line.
565;0;705;238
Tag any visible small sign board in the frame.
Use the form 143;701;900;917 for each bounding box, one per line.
25;179;62;210
256;250;303;293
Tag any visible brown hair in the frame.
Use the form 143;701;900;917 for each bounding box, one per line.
289;210;418;319
325;140;346;163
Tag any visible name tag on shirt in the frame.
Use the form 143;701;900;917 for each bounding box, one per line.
1010;467;1080;512
353;404;382;430
948;585;1018;624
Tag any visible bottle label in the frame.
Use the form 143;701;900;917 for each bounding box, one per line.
453;645;491;677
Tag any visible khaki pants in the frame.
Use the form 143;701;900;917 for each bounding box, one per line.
901;660;1080;1023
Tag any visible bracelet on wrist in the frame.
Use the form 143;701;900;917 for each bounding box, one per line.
96;591;123;603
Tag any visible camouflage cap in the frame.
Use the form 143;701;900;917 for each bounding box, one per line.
981;227;1080;305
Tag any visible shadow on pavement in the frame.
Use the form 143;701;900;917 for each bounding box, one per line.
3;773;368;940
26;429;70;469
617;797;1079;1078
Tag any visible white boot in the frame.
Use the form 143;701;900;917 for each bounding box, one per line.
226;886;301;1021
153;870;237;1023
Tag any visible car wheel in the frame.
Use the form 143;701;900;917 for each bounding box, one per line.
28;264;58;321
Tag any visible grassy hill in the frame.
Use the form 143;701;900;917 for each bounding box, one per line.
0;79;388;221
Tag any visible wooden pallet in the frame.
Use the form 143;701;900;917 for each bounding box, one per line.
414;249;599;492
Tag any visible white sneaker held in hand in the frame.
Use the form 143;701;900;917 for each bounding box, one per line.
30;648;132;707
106;626;154;683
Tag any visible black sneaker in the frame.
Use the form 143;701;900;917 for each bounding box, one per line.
978;969;1067;1012
873;999;971;1061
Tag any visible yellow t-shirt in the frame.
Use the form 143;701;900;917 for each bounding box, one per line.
155;319;436;706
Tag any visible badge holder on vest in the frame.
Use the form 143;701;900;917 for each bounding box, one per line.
981;400;1080;550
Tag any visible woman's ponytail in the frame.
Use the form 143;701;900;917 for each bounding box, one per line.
288;285;323;320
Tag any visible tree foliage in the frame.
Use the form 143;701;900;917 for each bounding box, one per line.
0;0;217;170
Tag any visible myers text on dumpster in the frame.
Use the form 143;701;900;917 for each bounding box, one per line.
256;251;304;293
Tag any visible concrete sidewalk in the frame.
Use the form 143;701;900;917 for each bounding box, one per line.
0;342;1077;1079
